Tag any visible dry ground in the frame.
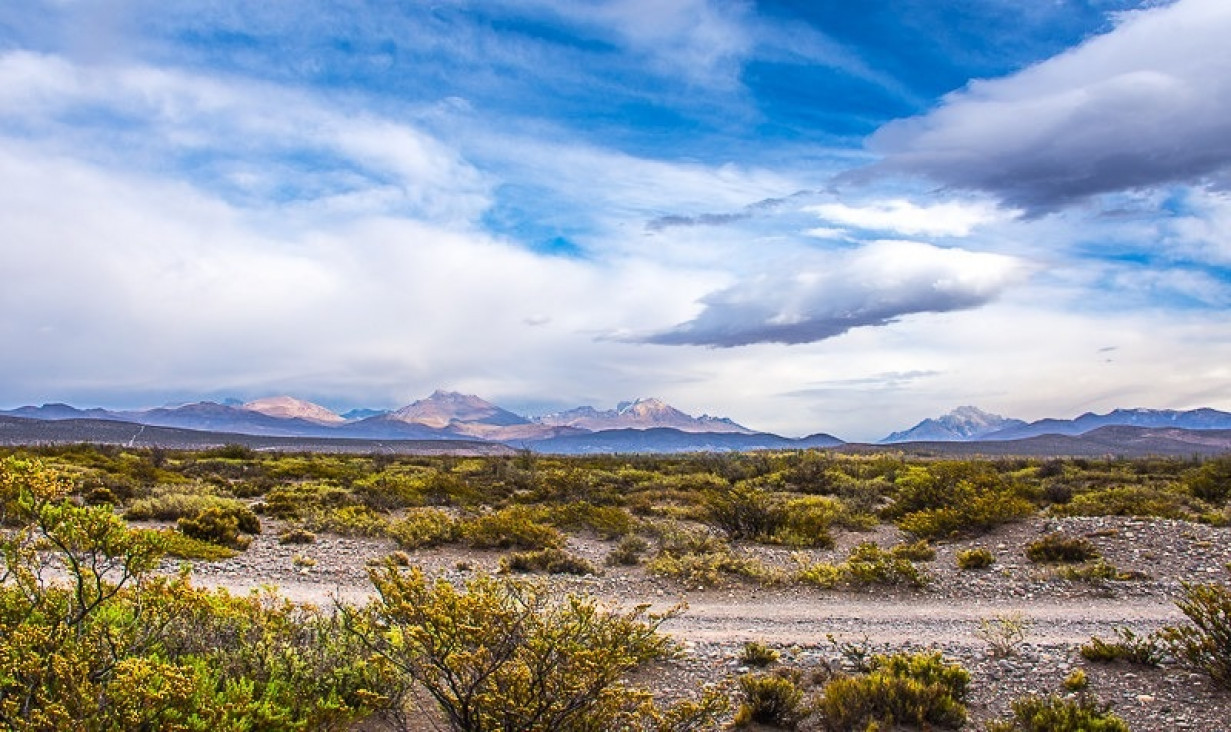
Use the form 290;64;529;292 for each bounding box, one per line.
158;514;1231;731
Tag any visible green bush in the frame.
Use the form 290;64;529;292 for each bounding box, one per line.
605;534;650;566
797;542;928;589
1052;485;1194;519
891;539;936;561
1025;533;1098;563
646;525;777;587
125;491;252;523
538;501;635;539
138;527;238;561
499;547;598;576
1056;559;1140;582
985;694;1129;732
1186;457;1231;504
388;507;460;549
733;671;804;728
0;458;394;730
278;528;317;545
955;547;995;569
1080;627;1163;666
347;567;725;731
887;462;1034;540
768;495;845;548
302;504;389;537
812;651;969;731
703;482;788;541
1160;582;1231;688
177;507;254;550
459;506;565;550
739;641;780;668
261;482;352;520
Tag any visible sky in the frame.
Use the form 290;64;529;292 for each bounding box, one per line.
3;0;1231;442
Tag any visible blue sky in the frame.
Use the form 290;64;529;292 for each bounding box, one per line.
3;0;1231;441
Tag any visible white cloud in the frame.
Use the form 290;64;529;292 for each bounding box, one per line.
868;0;1231;211
639;240;1026;347
1166;189;1231;265
0;50;491;225
807;198;1010;237
505;0;754;88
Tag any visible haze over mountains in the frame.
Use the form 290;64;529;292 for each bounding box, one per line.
880;406;1231;443
3;394;1231;455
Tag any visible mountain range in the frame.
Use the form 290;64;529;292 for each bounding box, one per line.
3;395;1231;455
881;406;1231;443
0;391;827;454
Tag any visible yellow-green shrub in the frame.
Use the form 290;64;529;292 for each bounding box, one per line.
733;671;804;728
812;651;969;731
347;567;725;730
985;694;1129;732
459;506;564;550
388;508;459;549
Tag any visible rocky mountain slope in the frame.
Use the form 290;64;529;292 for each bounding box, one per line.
881;406;1025;443
242;396;346;425
534;397;754;434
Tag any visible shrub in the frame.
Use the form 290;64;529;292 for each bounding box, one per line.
0;458;394;730
539;501;635;538
261;482;352;520
891;539;936;561
955;547;995;569
459;506;565;550
797;542;928;589
769;495;843;548
812;651;969;731
646;524;778;587
347;567;725;731
974;613;1031;658
647;546;776;587
1025;533;1098;563
499;547;598;576
177;507;253;550
137;527;238;561
388;507;459;549
703;482;788;541
733;671;805;728
605;534;650;566
1160;581;1231;688
302;504;388;537
844;542;928;587
739;641;780;668
985;694;1129;732
1186;457;1231;504
1063;668;1089;691
278;527;317;545
1056;559;1140;582
1080;627;1163;666
888;462;1034;540
125;491;251;523
1052;485;1193;520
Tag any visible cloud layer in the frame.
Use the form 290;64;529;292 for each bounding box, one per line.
641;241;1024;347
869;0;1231;211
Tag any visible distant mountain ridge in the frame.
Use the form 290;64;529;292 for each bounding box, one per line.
6;397;1231;453
881;406;1025;443
983;408;1231;440
883;406;1231;444
243;396;345;425
533;397;754;434
0;391;769;450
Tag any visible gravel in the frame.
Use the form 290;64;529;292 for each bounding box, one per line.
159;514;1231;731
